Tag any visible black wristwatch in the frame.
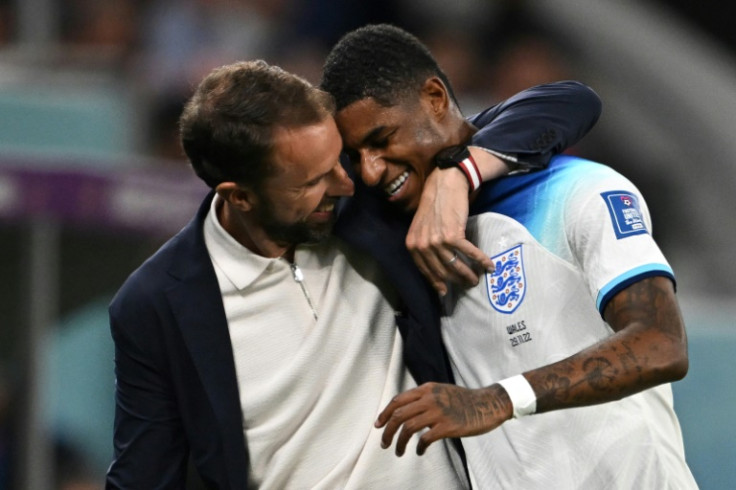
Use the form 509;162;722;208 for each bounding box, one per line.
433;145;481;191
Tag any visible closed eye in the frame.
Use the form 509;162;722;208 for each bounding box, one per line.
369;130;395;149
304;175;324;187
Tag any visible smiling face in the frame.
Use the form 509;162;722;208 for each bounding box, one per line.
255;117;353;246
333;75;471;214
336;94;451;213
217;116;355;257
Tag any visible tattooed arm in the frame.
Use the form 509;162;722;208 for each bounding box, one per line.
375;276;688;456
530;276;687;410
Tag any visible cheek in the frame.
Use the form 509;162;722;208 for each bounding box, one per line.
301;188;327;212
274;195;307;221
407;146;435;180
411;125;442;169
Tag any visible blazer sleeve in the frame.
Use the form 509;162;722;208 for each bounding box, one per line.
106;281;189;489
469;80;602;169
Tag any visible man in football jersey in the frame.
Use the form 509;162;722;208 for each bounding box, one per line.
322;24;697;488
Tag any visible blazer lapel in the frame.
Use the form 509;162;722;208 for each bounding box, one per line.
166;193;249;487
335;190;451;384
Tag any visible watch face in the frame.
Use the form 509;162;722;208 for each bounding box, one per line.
434;145;470;168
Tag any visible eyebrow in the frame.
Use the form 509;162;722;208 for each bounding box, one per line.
303;159;341;186
358;126;386;147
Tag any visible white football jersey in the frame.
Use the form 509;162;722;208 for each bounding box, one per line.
442;155;697;489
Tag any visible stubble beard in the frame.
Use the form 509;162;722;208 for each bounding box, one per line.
256;196;335;247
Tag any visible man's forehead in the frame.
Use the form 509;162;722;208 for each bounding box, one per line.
269;118;342;177
335;98;394;143
338;97;385;118
271;118;340;147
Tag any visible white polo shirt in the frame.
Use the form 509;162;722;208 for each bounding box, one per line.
204;196;468;489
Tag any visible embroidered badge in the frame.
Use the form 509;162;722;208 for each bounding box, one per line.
486;244;526;314
601;190;648;239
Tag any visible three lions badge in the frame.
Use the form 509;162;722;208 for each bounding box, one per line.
486;244;526;314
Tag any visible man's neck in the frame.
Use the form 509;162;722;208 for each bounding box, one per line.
440;102;477;147
216;197;293;260
456;118;478;146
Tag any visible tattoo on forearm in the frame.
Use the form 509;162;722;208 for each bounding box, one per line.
533;277;684;411
615;340;642;378
582;357;617;392
538;372;572;404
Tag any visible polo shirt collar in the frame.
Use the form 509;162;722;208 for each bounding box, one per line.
204;196;282;291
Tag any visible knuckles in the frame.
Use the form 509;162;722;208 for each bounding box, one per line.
402;418;422;433
418;382;438;392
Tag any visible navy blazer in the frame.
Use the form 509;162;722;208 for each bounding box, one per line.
106;81;601;489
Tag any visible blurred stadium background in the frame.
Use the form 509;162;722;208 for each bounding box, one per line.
0;0;733;488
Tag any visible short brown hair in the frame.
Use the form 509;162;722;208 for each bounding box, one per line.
179;60;335;188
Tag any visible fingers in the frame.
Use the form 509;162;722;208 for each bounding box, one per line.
408;248;449;296
395;418;451;456
442;249;479;287
406;167;477;293
375;383;462;457
453;239;494;273
409;242;491;294
378;385;508;457
375;387;426;429
394;412;436;456
406;208;492;293
436;251;477;289
416;429;442;456
376;389;427;453
453;239;494;287
378;395;439;457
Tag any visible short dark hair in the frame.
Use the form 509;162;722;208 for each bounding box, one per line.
179;60;335;188
321;24;457;111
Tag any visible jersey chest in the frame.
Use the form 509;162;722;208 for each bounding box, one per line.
441;214;610;385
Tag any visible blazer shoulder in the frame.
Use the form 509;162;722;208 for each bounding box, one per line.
110;217;204;319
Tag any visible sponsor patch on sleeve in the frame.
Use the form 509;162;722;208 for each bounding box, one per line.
601;190;649;239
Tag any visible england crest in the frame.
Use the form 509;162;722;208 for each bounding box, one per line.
485;244;526;314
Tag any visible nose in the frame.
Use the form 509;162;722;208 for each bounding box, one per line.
358;150;385;187
327;163;355;197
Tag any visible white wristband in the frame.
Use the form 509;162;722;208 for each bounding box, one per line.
457;155;482;192
497;374;537;419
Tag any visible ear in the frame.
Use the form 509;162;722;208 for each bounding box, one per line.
420;77;451;121
215;182;257;212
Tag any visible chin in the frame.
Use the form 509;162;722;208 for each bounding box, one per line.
387;199;417;216
399;191;421;215
303;227;333;244
404;203;420;215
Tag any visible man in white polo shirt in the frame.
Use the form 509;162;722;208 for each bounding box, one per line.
106;60;469;489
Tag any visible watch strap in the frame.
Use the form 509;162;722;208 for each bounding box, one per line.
456;154;482;192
